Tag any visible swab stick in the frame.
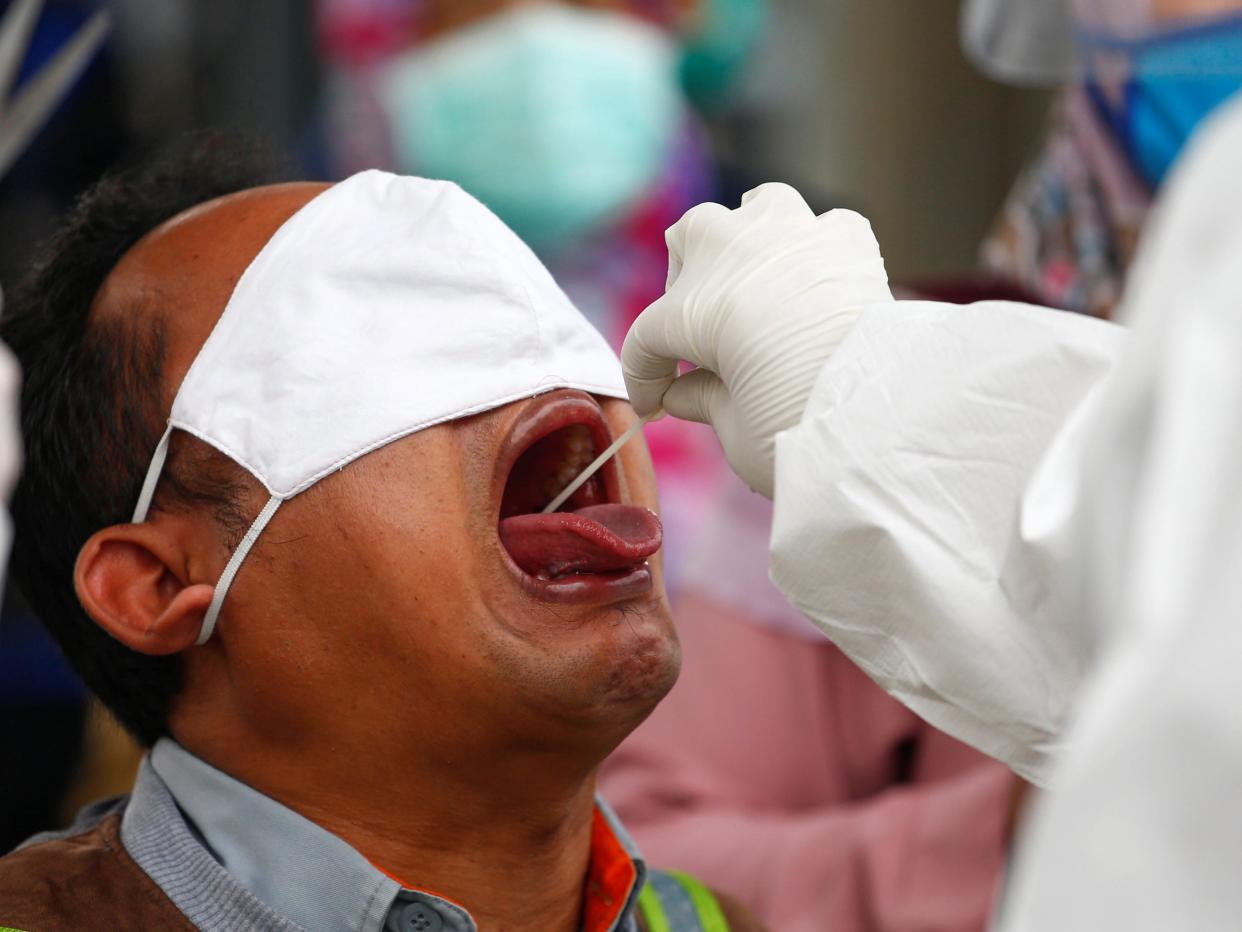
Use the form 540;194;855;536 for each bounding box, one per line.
542;411;662;514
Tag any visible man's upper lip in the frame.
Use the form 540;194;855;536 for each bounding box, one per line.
493;389;619;514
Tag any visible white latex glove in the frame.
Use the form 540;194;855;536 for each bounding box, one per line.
621;183;893;497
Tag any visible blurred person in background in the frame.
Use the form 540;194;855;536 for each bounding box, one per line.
971;0;1242;319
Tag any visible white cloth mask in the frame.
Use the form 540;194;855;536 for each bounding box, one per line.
131;170;627;644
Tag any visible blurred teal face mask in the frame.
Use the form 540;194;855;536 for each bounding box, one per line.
381;4;681;254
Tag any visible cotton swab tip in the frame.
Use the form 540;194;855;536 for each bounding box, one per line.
541;410;661;515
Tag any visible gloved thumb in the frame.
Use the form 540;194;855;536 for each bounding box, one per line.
660;367;729;427
622;290;715;418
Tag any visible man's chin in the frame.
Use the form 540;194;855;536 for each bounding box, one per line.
585;603;681;721
520;598;681;738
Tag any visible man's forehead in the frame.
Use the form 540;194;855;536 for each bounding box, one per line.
93;181;330;395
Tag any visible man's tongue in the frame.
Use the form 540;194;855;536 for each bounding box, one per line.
500;504;662;578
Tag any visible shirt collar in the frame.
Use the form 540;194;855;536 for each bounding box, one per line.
584;803;646;932
149;739;646;932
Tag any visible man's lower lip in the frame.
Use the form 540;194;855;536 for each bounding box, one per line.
515;564;654;604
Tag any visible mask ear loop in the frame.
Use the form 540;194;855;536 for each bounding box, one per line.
196;495;280;645
132;425;172;523
131;424;281;645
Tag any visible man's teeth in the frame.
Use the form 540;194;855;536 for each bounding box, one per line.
544;427;595;502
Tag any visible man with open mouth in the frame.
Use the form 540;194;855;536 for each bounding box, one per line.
0;143;762;932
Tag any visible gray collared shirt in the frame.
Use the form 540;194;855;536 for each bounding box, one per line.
119;739;646;932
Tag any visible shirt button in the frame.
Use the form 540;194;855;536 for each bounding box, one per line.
397;901;444;932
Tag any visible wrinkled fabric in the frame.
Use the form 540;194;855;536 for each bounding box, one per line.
771;95;1242;927
621;185;892;497
998;93;1242;932
600;590;1013;932
771;299;1124;786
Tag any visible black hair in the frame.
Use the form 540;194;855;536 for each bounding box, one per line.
0;135;287;746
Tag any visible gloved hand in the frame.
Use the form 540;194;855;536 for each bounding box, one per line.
621;183;893;497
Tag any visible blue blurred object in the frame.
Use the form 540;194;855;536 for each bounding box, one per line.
0;592;86;853
0;591;88;853
0;595;84;703
1084;13;1242;189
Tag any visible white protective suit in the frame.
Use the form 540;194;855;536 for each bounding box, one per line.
770;93;1242;928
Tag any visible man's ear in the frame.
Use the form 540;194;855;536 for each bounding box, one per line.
74;523;216;655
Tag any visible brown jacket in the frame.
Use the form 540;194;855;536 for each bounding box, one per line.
0;797;765;932
0;811;193;931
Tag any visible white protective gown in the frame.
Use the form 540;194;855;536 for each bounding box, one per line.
770;95;1242;928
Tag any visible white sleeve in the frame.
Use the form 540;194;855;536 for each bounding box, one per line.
769;300;1125;786
994;97;1242;931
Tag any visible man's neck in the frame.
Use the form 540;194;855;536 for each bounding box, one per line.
222;744;602;932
